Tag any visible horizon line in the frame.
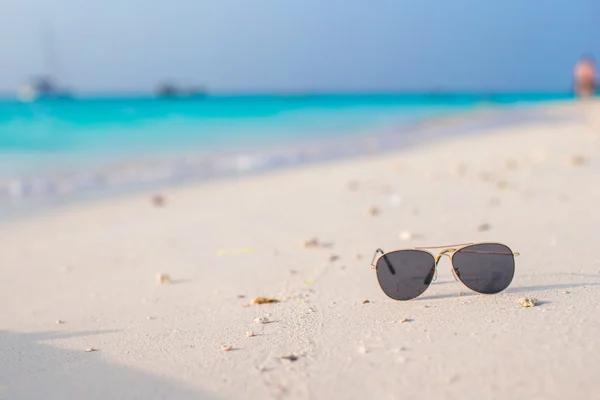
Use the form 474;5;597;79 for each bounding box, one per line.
0;88;578;98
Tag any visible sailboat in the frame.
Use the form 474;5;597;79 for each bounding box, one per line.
17;24;72;102
18;76;71;102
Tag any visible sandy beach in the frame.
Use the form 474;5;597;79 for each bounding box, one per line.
2;100;600;399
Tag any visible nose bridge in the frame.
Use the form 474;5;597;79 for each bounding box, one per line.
435;248;455;266
434;248;460;282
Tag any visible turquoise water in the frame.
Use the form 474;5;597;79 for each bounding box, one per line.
0;93;574;201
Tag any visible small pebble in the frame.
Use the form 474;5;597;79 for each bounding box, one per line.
489;197;501;206
399;231;414;241
246;331;255;337
362;299;370;304
477;223;491;232
56;319;65;324
366;206;380;217
496;181;510;190
564;154;588;166
505;159;518;170
454;163;467;177
85;347;97;352
457;292;464;297
281;354;299;362
399;318;412;323
151;194;166;207
302;237;321;248
327;254;339;262
518;297;537;308
478;171;494;182
347;180;360;191
146;316;155;320
221;345;233;351
357;345;369;354
561;291;570;295
354;253;362;260
254;316;269;324
156;273;171;285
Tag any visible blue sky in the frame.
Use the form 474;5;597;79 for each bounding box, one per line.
0;0;598;92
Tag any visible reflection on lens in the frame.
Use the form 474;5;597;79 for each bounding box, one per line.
452;243;515;294
376;250;436;301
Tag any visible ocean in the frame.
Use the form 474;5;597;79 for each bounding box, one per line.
0;93;573;205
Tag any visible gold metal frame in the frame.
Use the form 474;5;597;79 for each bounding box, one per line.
370;242;519;297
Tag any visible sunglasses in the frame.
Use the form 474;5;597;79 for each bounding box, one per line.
370;242;519;300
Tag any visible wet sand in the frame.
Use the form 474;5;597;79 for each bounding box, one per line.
1;100;600;400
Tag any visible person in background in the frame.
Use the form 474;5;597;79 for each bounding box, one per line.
574;56;597;97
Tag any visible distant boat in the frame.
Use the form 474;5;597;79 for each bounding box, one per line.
17;76;72;102
17;24;73;102
155;82;207;98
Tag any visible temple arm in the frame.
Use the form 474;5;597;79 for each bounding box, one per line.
370;248;385;270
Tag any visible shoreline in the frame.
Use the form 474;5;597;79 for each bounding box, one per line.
0;100;575;223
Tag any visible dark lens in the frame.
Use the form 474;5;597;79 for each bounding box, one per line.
452;243;515;294
376;250;436;300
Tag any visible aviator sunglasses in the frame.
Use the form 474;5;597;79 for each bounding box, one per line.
370;242;519;300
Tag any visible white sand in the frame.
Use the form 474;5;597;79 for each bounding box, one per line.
1;101;600;400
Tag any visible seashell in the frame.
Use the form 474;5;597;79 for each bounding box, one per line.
156;274;171;285
518;297;537;307
250;297;279;305
254;316;269;324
